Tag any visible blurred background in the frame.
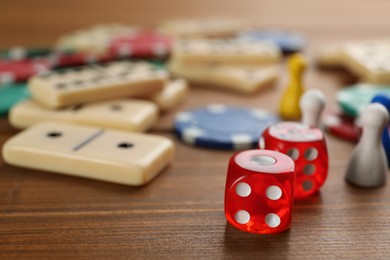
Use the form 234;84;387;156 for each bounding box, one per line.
2;1;390;258
1;0;389;48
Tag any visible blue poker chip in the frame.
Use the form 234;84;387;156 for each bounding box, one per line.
237;30;306;53
174;104;279;150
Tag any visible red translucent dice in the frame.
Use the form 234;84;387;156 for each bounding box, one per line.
261;122;328;199
224;149;295;234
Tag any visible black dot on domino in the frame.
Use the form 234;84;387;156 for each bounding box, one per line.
117;142;134;149
90;77;104;84
56;70;67;74
47;131;62;138
110;104;122;111
73;80;84;86
245;69;257;78
56;83;67;89
72;67;84;72
117;71;129;78
71;104;84;111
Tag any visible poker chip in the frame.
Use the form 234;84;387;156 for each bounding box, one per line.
0;46;52;60
56;24;139;54
147;60;166;69
0;59;51;84
237;29;305;53
323;112;361;142
57;24;172;59
0;51;117;83
174;104;279;150
337;83;390;117
0;32;169;82
109;30;172;59
48;51;116;68
0;83;30;116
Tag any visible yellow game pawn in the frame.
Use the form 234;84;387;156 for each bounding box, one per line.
279;54;306;120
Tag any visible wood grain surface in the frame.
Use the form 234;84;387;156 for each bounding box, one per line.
1;0;390;259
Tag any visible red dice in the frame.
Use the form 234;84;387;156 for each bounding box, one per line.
261;122;328;199
224;149;295;234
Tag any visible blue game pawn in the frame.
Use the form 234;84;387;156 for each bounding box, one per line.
371;94;390;167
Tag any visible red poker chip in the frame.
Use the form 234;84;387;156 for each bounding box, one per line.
323;111;361;142
48;51;116;68
108;30;172;58
0;59;50;84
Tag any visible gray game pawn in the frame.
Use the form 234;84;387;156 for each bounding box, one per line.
345;103;389;188
300;89;326;128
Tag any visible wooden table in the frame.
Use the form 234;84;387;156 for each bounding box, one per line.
1;0;390;258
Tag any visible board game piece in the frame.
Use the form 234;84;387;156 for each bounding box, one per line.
0;83;30;116
174;104;279;150
0;46;52;60
300;89;326;128
1;47;117;71
337;83;390;117
108;30;172;59
159;18;248;38
149;79;188;112
317;39;390;83
371;94;390;167
28;61;168;108
323;112;361;142
262;122;328;199
238;29;305;53
2;122;174;186
225;149;294;234
49;51;115;68
345;103;389;188
0;44;168;72
279;54;306;120
56;23;138;54
0;59;51;84
168;61;279;94
342;39;390;84
9;98;158;131
315;45;344;67
171;39;281;66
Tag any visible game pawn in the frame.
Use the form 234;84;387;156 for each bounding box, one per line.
224;149;295;234
300;89;326;127
345;103;389;188
262;89;328;199
278;53;306;120
371;94;390;167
